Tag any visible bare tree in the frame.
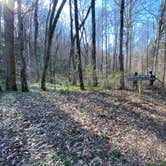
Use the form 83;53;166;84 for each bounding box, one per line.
74;0;84;90
162;34;166;87
91;0;97;86
4;0;17;91
17;0;29;92
0;1;2;90
119;0;125;89
34;0;40;82
41;0;66;90
112;6;119;72
69;0;77;85
153;0;166;75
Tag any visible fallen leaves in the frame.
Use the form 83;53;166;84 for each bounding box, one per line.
0;89;165;165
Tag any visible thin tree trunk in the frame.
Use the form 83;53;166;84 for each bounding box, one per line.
104;1;108;76
91;0;97;86
128;25;133;74
125;27;129;70
162;40;166;87
4;0;17;91
146;20;149;74
74;0;84;90
119;0;125;89
101;0;104;75
69;0;77;85
34;0;40;82
113;26;118;72
112;8;118;72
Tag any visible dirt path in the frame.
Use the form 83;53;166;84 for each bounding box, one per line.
0;89;166;166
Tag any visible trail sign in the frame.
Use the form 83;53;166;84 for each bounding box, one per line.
128;75;156;81
128;75;156;96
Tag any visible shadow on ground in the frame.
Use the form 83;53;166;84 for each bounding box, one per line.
0;88;165;166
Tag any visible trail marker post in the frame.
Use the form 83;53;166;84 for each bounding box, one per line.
128;75;156;96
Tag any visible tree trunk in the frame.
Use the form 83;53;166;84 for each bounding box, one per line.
125;28;129;71
34;0;40;82
0;1;2;90
119;0;125;89
146;19;149;74
69;0;77;85
91;0;97;86
162;38;166;87
41;0;66;90
4;0;17;91
153;0;166;75
18;0;29;92
112;8;118;72
128;25;133;74
74;0;84;90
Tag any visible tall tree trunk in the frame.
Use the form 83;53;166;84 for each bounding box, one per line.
128;24;133;74
74;0;84;90
125;26;129;71
0;1;2;91
104;1;108;76
119;0;125;89
146;19;149;74
69;0;77;85
34;0;40;82
91;0;97;86
112;10;118;72
153;0;166;75
18;0;29;92
4;0;17;91
41;0;66;90
162;38;166;87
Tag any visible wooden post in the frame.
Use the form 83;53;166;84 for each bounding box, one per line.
138;80;142;96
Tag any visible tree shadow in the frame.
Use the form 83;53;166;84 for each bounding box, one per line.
59;90;166;141
0;91;147;165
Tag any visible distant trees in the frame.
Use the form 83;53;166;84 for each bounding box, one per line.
4;0;17;91
0;0;165;91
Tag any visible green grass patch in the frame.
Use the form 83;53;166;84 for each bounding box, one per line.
100;133;109;140
111;105;118;112
64;160;72;166
62;85;102;91
71;152;78;161
146;161;166;166
111;150;121;162
30;82;102;92
52;152;60;161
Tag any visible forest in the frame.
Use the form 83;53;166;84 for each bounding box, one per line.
0;0;166;165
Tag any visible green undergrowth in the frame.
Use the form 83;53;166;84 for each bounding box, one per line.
30;82;102;92
146;161;166;166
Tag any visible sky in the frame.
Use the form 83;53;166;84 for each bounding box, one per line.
0;0;161;47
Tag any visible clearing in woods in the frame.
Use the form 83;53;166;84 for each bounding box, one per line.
0;86;166;166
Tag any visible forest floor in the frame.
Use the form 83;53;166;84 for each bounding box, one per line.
0;85;166;166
